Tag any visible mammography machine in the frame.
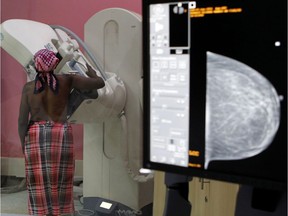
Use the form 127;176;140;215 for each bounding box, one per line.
1;8;153;214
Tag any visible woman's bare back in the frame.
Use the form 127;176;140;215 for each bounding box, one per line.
22;72;105;122
25;75;73;122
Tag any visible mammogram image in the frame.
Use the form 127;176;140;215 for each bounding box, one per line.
205;52;281;169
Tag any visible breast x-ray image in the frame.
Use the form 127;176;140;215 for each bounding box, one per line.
205;52;281;169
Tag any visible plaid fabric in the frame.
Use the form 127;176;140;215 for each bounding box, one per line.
34;49;59;94
34;72;59;94
34;49;59;72
24;121;75;215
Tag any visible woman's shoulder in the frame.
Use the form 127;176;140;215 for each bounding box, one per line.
24;80;34;89
56;74;74;82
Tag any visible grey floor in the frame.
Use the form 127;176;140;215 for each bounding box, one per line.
1;177;83;215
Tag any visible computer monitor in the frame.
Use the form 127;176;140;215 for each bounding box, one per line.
143;0;287;190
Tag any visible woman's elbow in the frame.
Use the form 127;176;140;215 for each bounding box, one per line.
98;79;105;89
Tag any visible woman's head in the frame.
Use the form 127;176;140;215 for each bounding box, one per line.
34;49;59;72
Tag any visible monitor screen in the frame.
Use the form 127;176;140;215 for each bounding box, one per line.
143;0;287;190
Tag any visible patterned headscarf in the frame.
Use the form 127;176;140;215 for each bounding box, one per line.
33;49;59;94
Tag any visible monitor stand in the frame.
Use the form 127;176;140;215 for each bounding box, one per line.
235;185;287;216
163;173;193;216
251;187;283;212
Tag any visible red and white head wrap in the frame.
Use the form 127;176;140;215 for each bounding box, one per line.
34;49;59;72
33;49;59;94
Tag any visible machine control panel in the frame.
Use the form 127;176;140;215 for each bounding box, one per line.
149;3;191;167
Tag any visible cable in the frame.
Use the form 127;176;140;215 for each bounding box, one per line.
119;112;154;183
50;25;107;80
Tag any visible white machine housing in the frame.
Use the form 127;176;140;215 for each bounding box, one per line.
0;19;126;121
83;8;153;210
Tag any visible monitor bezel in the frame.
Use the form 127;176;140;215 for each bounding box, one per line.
142;0;287;191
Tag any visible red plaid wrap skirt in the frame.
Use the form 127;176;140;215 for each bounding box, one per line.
24;121;75;215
